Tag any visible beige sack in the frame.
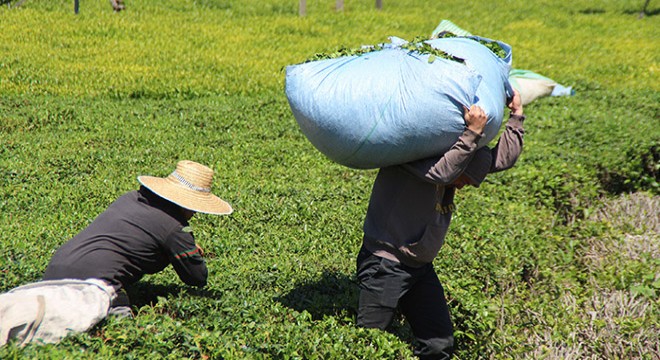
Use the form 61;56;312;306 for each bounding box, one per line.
0;279;115;347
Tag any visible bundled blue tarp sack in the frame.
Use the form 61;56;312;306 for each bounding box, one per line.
285;35;513;169
432;20;575;107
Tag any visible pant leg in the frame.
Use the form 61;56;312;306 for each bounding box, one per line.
1;280;114;345
108;288;133;318
399;267;454;360
356;246;412;330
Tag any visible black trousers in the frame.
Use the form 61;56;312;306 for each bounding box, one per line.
356;246;454;360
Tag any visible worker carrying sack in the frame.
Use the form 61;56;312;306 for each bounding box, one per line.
285;35;513;169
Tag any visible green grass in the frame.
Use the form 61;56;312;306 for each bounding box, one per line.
1;0;658;358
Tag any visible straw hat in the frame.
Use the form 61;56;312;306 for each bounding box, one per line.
137;160;233;215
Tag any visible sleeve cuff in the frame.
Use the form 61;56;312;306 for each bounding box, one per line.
462;128;483;145
507;114;526;128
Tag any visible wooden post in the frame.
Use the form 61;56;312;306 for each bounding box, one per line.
336;0;343;11
639;0;650;18
299;0;306;16
375;0;382;10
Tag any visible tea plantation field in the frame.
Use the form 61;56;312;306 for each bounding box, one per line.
0;0;658;358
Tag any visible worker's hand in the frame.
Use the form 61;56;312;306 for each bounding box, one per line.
196;244;205;257
463;105;487;134
507;90;523;116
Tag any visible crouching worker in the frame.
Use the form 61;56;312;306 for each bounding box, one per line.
0;160;232;347
356;91;525;359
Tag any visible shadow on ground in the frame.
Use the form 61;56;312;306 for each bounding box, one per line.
125;281;222;308
275;270;358;322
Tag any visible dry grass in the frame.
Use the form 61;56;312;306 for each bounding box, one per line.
586;192;659;265
590;192;660;233
524;290;658;359
520;192;659;359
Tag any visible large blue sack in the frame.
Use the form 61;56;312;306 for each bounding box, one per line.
285;36;513;169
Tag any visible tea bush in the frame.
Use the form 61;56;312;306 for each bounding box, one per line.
1;0;658;358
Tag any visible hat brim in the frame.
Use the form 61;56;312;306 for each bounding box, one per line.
138;176;233;215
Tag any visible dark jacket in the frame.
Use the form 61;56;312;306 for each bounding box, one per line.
43;187;207;290
362;115;525;267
